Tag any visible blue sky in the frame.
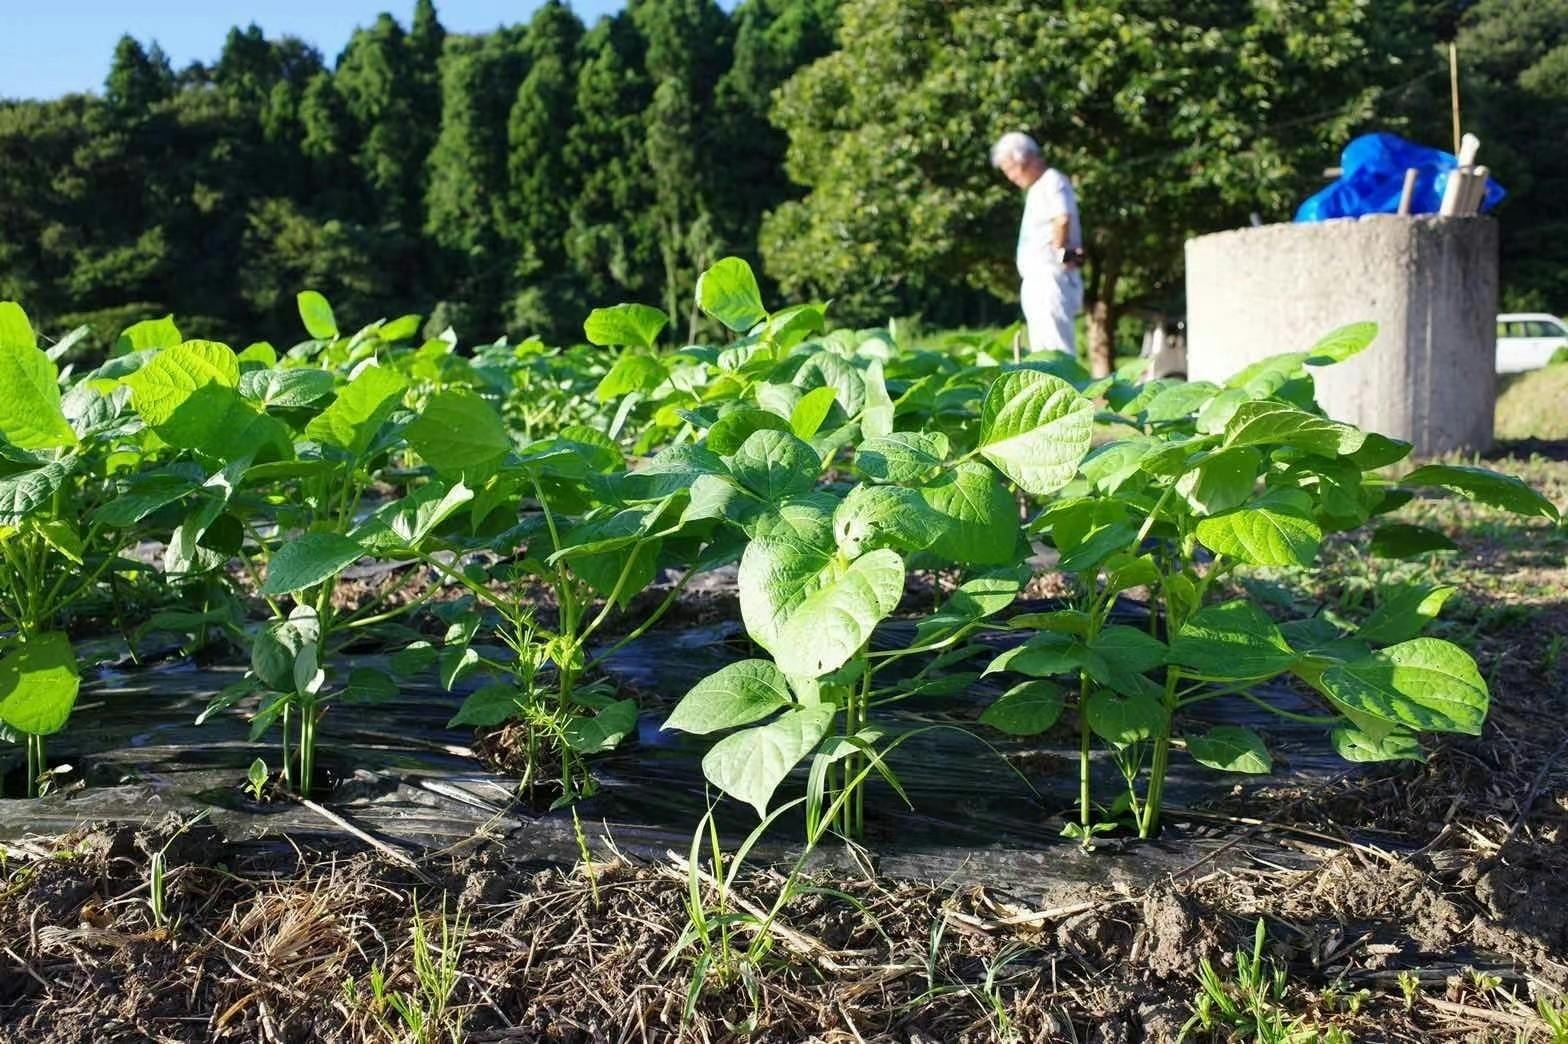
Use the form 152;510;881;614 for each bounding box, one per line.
0;1;642;101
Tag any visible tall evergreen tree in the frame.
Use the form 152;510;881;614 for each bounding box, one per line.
104;36;175;119
504;1;586;333
424;31;529;333
564;14;658;309
334;14;423;231
712;0;838;275
631;0;733;336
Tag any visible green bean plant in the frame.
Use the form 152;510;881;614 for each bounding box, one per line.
109;293;463;798
981;323;1560;844
0;302;155;795
415;383;718;805
658;259;1097;837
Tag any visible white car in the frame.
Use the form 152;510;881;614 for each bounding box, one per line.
1496;313;1568;373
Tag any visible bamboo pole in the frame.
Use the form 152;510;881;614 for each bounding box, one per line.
1449;42;1462;157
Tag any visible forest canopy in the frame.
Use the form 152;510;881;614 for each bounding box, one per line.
0;0;1561;360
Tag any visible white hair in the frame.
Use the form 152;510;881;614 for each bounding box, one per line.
990;131;1041;168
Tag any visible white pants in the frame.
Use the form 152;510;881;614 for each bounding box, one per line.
1021;269;1083;356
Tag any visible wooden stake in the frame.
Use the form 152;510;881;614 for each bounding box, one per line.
1449;42;1462;157
1397;168;1418;215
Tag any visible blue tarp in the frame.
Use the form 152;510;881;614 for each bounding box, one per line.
1295;132;1505;222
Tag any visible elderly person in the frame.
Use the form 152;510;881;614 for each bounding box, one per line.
990;131;1083;357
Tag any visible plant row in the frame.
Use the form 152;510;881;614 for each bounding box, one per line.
0;259;1557;844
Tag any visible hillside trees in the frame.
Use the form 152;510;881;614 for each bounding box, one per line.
6;0;1564;362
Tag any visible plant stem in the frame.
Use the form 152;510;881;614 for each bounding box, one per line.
1142;667;1181;839
26;733;45;798
1078;671;1092;832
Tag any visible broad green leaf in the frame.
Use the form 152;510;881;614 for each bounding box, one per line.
985;631;1085;677
406;390;509;479
1195;488;1322;566
764;303;826;350
1170;600;1296;679
448;682;521;729
1330;726;1426;763
583;303;668;349
1080;438;1155;494
563;698;638;754
114;315;182;356
1347;432;1412;469
1359;584;1456;645
682;473;749;525
1369;523;1457;558
707;408;792;455
1225;352;1309;396
737;500;835;652
1085;689;1165;745
391;641;437;678
622;443;729;501
379;314;422;342
35;519;83;563
92;472;198;527
1177;447;1260;515
1089;625;1167;677
1046;498;1138;574
354;481;474;553
1195;388;1250;434
1306;322;1377;364
793;352;866;417
0;301;36;352
697;257;767;333
1400;464;1560;521
305;366;407;457
440;647;481;691
260;533;366;596
728;429;819;501
664;659;792;735
833;483;947;558
123;340;237;416
1142;381;1221;423
918;462;1020;566
0;633;79;736
855;431;948;483
1320;638;1487;735
774;549;905;678
701;704;836;816
978;370;1094;495
559;508;663;607
595;352;668;401
239;368;335;408
121;340;267;454
339;668;398;705
790;386;839;439
860;360;895;438
237;342;277;366
0;304;75;450
1222;401;1366;457
980;680;1063;736
1186;725;1272;773
297;290;338;339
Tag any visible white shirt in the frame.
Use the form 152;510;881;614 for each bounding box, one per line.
1016;167;1082;283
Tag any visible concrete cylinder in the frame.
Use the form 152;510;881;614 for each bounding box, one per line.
1185;215;1498;456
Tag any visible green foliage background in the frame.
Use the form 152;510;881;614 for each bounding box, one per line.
0;0;1561;359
